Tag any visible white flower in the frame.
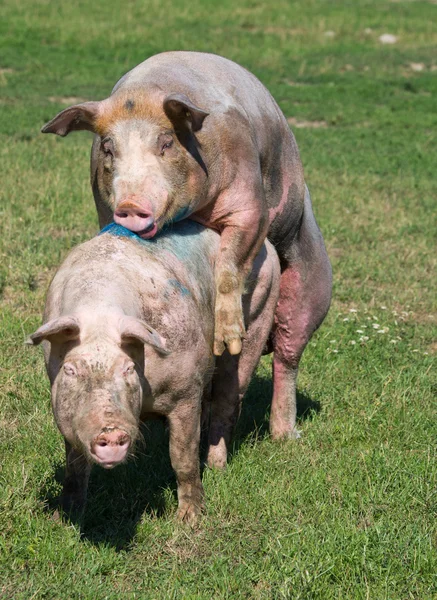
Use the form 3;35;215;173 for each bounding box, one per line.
349;308;357;313
359;336;369;342
390;339;397;344
380;305;387;310
330;340;337;344
343;318;350;322
372;323;380;329
413;349;419;353
333;349;338;354
350;340;356;345
356;329;364;334
379;33;398;45
377;329;386;334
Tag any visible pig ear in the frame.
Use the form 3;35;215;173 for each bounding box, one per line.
163;93;209;132
119;316;170;356
41;101;101;137
26;316;80;346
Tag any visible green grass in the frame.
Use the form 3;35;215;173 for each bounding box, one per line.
1;0;436;597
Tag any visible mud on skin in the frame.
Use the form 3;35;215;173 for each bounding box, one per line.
42;52;332;426
27;221;280;524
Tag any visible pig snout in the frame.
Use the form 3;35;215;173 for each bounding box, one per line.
114;199;158;239
90;428;131;468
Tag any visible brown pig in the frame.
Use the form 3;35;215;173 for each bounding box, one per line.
27;221;280;523
42;51;332;440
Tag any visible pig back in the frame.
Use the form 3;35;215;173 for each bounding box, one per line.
47;221;219;354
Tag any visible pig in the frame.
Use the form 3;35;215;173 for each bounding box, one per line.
27;221;280;523
41;51;332;439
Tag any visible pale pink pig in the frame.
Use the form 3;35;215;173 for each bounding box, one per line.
28;221;280;523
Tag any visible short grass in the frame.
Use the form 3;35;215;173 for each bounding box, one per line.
1;0;436;598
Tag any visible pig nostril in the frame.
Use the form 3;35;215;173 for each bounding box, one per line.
97;440;108;447
116;212;128;218
138;213;150;219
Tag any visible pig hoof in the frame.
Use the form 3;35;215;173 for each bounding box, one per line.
271;428;302;441
206;439;228;469
214;293;245;356
176;502;203;527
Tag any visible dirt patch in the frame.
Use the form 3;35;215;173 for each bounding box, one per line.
0;68;14;75
287;117;328;129
283;79;311;87
48;96;87;105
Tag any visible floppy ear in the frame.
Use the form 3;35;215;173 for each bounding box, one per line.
163;93;209;132
119;316;170;356
26;316;80;346
41;101;102;137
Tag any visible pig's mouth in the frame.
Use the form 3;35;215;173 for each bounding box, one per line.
137;221;158;239
90;428;131;469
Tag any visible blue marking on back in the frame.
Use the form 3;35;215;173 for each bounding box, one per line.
167;278;191;296
99;222;143;241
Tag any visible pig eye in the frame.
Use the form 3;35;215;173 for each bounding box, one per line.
101;138;114;157
63;362;77;377
159;135;174;156
123;362;135;376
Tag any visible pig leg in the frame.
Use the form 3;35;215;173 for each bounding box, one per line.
271;188;332;439
59;441;91;515
207;243;281;468
167;398;203;525
210;180;269;357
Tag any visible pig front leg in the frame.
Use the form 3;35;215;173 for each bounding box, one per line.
58;441;91;517
212;197;269;357
167;398;203;526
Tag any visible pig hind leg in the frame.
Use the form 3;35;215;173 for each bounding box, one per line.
271;187;332;439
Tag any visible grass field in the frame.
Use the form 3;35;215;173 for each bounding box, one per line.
1;0;436;597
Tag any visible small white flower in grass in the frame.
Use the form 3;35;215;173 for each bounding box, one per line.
379;33;398;44
412;349;419;353
356;329;364;334
390;339;397;344
330;340;337;344
380;305;387;310
333;349;338;354
349;340;356;345
343;318;350;322
372;323;380;329
349;308;357;313
372;316;378;320
424;352;429;355
377;329;386;334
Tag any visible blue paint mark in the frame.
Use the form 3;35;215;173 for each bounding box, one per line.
99;222;160;247
167;278;191;296
171;206;191;223
99;222;141;240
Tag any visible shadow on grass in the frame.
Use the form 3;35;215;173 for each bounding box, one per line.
40;420;175;551
39;371;320;551
231;372;321;456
